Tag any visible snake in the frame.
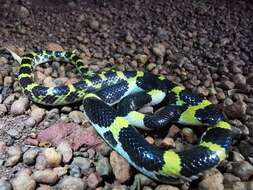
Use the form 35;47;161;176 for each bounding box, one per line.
18;50;233;183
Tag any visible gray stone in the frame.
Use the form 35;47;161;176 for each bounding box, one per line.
57;176;86;190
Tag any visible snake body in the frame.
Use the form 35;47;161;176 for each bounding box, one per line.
18;50;233;183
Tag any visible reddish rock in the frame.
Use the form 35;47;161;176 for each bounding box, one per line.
37;123;101;150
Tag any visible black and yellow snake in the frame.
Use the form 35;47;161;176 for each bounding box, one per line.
18;50;233;183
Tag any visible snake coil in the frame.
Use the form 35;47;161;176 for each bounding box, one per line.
18;50;233;183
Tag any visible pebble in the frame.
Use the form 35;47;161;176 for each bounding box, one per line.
56;141;73;163
12;170;36;190
6;128;20;139
221;80;235;90
89;19;100;31
69;164;81;177
155;185;179;190
198;169;224;190
0;56;8;65
24;117;36;128
232;161;253;180
224;100;247;119
5;146;22;167
0;104;7;116
3;94;15;106
233;73;246;86
10;97;29;115
32;169;58;185
160;137;175;148
0;141;6;153
30;106;46;123
87;172;102;189
134;54;148;65
71;157;91;174
23;148;40;165
182;128;197;143
232;181;253;190
0;179;11;190
57;176;86;190
69;111;86;124
43;148;62;167
145;136;155;144
36;185;52;190
18;6;30;18
47;43;64;51
35;153;48;170
53;166;68;177
152;43;166;57
223;173;241;187
110;151;131;183
3;76;13;87
232;151;245;162
96;157;112;176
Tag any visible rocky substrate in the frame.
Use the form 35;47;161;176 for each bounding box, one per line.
0;0;253;190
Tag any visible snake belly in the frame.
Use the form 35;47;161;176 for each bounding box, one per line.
18;50;233;183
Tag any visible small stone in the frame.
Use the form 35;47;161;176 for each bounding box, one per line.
23;148;40;165
198;169;224;190
35;153;48;170
221;80;235;90
18;6;30;18
43;148;62;167
10;97;29;115
145;136;155;144
36;185;52;190
232;151;245;162
0;141;6;153
232;161;253;180
5;146;22;167
233;73;246;86
89;19;100;31
4;76;13;87
69;111;86;124
110;151;131;183
32;169;58;185
0;57;8;65
146;63;156;71
0;104;7;116
96;157;112;176
71;156;91;174
30;106;46;123
112;185;128;190
70;164;81;177
232;181;253;190
224;100;247;119
47;43;64;51
0;179;11;190
24;118;36;128
57;176;86;190
125;32;134;43
87;172;102;189
155;185;179;190
160;137;175;148
12;170;36;190
223;173;240;188
53;166;68;177
182;128;198;144
57;141;73;163
6;128;20;139
43;77;55;87
134;54;148;65
167;125;181;137
152;43;166;57
61;106;72;113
